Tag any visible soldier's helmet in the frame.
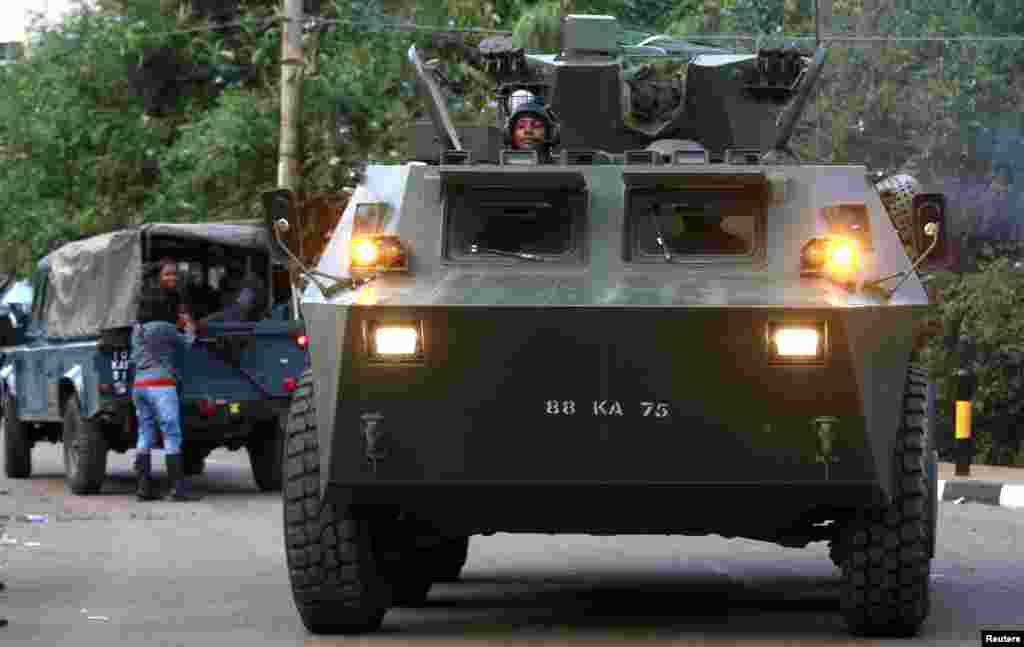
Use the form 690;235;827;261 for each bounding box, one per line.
504;90;560;150
876;173;922;246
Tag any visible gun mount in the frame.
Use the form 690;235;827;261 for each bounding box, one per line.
407;15;827;163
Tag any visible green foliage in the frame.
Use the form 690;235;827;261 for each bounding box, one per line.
0;5;173;274
5;0;1024;284
513;1;563;51
148;88;279;222
919;258;1024;465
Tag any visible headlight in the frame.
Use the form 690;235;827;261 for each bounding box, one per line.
374;326;418;355
364;320;425;362
773;328;819;357
766;321;828;364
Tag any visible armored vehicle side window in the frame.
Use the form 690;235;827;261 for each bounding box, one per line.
444;187;584;261
627;188;762;261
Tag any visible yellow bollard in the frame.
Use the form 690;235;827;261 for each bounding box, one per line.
955;399;972;476
955;400;972;440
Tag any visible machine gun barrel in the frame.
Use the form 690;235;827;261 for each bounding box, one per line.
408;44;463;153
772;45;828;153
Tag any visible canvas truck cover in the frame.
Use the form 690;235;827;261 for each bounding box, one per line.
44;223;272;338
45;229;142;338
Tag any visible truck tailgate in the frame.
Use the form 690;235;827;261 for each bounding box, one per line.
183;320;308;401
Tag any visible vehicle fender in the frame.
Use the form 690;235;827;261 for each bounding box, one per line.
0;362;14;399
60;363;101;419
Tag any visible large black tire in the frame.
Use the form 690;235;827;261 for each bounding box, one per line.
2;392;32;478
283;370;391;634
919;367;939;560
838;365;935;637
62;394;108;495
432;536;471;583
248;416;284;492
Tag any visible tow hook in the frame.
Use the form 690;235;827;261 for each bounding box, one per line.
361;412;387;470
813;416;840;479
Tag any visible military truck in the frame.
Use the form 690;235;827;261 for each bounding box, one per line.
277;15;949;637
0;223;309;493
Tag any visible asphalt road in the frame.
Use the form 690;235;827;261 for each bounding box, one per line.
1;442;1022;647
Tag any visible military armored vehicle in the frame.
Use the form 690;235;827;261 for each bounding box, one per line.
276;14;949;637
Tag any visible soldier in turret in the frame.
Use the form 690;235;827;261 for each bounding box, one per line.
506;91;558;162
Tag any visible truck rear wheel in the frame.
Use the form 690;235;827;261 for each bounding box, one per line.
838;366;934;637
3;393;32;478
283;370;390;634
62;394;108;495
248;416;284;491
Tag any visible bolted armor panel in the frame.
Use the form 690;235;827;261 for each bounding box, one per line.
876;174;922;247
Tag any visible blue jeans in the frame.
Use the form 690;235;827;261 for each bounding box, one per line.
132;386;183;455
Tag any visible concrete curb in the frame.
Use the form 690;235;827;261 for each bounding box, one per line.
938;479;1024;510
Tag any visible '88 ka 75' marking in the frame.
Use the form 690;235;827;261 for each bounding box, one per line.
544;400;670;418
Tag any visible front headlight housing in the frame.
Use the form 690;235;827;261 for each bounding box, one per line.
375;326;418;355
350;235;408;274
364;320;425;362
801;235;862;283
766;320;828;364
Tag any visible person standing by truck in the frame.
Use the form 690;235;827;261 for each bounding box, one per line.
131;259;200;501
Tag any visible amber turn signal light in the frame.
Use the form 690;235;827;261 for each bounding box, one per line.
350;235;408;273
801;236;862;283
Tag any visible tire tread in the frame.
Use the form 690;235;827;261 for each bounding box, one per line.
839;364;935;637
283;370;388;634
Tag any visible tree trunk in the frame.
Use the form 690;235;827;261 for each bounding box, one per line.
818;0;833;39
703;0;720;34
279;0;304;234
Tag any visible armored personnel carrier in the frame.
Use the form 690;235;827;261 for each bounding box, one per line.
275;14;949;637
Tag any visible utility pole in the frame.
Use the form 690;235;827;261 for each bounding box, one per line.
279;0;304;195
818;0;833;43
279;0;304;316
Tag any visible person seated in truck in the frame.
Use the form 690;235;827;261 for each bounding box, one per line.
180;262;216;321
145;257;194;329
131;258;201;502
200;264;267;325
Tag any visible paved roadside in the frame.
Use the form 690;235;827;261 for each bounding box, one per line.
938;461;1024;510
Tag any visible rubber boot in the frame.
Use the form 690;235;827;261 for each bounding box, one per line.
133;452;159;501
165;453;202;501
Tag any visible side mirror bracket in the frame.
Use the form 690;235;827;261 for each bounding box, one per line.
911;193;949;266
864;193;950;297
260;188;360;302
